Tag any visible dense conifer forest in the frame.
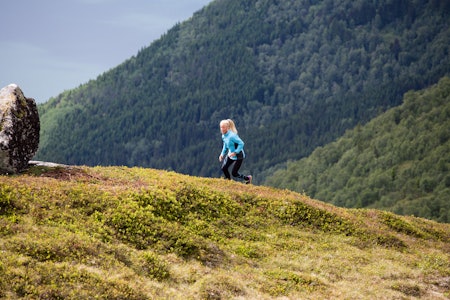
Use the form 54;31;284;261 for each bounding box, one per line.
36;0;450;219
266;77;450;222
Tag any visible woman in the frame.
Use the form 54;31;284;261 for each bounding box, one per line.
218;119;252;184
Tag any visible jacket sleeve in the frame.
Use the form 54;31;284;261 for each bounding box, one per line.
221;141;228;156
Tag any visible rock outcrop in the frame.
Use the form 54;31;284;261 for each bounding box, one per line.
0;84;40;174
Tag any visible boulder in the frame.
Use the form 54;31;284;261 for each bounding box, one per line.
0;84;40;174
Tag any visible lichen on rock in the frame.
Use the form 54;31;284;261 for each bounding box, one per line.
0;84;40;174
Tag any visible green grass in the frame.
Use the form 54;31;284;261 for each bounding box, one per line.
0;165;449;299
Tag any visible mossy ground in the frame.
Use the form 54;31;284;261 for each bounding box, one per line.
0;165;449;299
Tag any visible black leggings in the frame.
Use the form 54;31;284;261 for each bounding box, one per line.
221;157;245;180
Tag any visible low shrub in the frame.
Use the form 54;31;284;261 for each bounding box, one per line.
381;212;425;238
6;262;147;299
139;251;171;281
274;199;356;234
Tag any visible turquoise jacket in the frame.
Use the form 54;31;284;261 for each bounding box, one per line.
221;130;245;160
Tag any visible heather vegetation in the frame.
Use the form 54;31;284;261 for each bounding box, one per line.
0;165;449;299
266;77;450;223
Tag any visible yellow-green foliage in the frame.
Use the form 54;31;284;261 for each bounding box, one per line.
0;165;449;299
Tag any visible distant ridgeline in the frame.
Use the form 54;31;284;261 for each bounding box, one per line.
36;0;450;186
266;77;450;223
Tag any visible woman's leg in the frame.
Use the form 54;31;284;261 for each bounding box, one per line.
231;159;245;179
221;156;233;179
232;159;252;183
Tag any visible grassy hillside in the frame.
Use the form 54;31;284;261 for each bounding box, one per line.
266;77;450;223
1;165;449;299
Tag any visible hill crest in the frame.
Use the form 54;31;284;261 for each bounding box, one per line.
1;164;449;298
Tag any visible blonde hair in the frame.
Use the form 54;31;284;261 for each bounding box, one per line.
220;119;238;133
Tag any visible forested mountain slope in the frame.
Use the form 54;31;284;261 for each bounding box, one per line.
36;0;450;183
266;77;450;223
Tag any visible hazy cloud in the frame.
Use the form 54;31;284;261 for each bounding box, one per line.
0;0;212;102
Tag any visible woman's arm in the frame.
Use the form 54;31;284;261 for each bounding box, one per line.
221;142;228;157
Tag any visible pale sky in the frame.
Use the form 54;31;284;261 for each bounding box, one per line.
0;0;212;103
